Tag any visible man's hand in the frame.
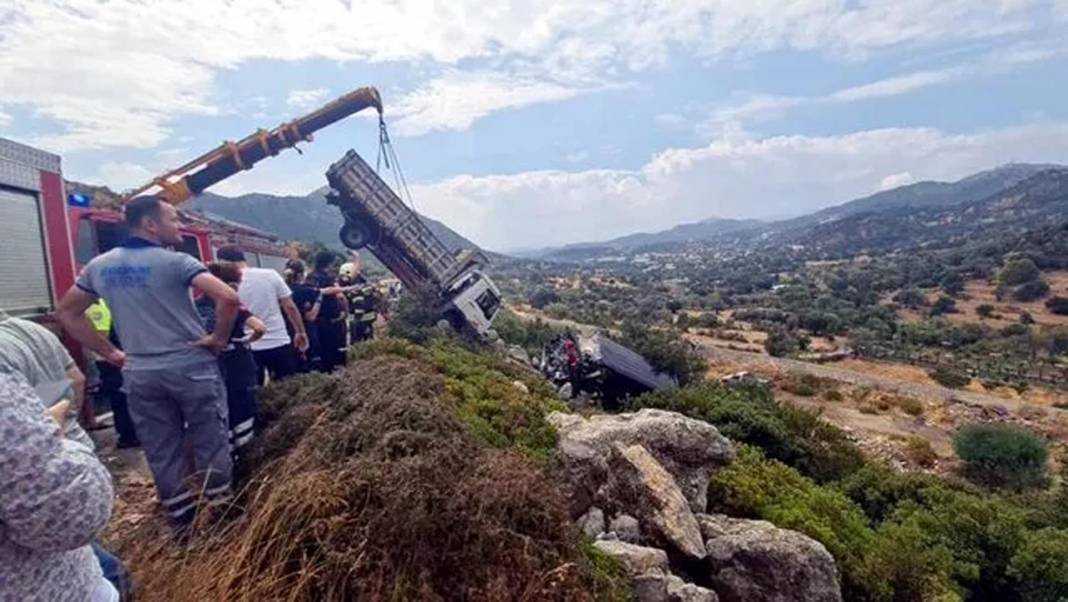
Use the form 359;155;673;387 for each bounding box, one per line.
192;334;227;355
293;332;310;354
49;400;71;435
104;349;126;368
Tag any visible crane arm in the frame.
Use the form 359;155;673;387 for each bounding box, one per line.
125;86;383;205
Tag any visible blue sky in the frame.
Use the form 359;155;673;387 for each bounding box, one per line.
2;1;1067;251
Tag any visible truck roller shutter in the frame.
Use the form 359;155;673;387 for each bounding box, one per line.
0;188;53;315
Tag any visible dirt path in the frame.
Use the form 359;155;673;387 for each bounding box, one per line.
688;337;1036;411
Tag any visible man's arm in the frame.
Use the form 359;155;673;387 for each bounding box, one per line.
0;372;113;552
191;272;241;354
56;288;124;367
279;297;310;353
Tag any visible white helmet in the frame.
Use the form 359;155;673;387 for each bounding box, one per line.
339;262;358;281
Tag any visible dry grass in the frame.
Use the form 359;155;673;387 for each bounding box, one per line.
104;354;617;602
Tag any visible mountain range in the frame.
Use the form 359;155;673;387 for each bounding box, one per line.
532;162;1068;261
187;188;479;253
183;162;1068;265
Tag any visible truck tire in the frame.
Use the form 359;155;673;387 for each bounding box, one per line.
339;219;378;250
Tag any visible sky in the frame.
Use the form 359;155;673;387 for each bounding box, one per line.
2;1;1068;252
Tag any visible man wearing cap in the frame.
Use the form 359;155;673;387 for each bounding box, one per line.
56;195;240;532
215;245;309;385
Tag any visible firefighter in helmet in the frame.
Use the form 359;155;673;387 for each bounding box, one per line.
338;253;379;344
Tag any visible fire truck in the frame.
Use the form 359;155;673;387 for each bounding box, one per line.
0;137;291;324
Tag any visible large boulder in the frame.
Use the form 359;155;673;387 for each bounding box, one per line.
633;574;719;602
698;514;842;602
593;540;670;576
602;443;706;560
548;409;734;514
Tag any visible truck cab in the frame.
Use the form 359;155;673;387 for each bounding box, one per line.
442;270;502;336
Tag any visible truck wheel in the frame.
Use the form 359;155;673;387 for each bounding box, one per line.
339;220;377;249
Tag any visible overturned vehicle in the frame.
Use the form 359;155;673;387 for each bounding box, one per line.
540;333;676;408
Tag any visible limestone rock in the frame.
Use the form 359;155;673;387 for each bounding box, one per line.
603;443;706;560
633;574;719;602
578;507;605;539
548;409;734;515
609;513;642;543
698;513;841;602
592;540;670;576
511;380;530;395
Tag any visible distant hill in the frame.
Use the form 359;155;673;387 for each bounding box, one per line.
784;167;1068;257
532;217;763;260
187;188;480;253
534;162;1067;261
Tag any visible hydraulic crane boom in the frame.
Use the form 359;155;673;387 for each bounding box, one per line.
125;86;383;205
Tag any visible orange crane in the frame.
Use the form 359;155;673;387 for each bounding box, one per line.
124;86;383;204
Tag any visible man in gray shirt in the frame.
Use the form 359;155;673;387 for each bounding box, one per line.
57;195;241;531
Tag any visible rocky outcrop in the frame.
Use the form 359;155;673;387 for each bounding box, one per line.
578;507;605;539
548;409;734;514
602;443;706;560
554;409;841;602
698;514;841;602
608;513;642;543
593;540;670;576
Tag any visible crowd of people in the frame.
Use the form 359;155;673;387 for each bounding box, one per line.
0;194;383;600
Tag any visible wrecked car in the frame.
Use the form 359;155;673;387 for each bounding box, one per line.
541;333;676;408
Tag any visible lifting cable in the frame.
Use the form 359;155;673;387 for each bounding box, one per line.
376;117;418;214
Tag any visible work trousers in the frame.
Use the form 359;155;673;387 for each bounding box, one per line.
123;360;233;526
318;319;347;373
252;344;298;386
220;347;258;452
96;361;139;447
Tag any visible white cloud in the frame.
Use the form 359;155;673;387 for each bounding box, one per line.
704;41;1062;134
0;107;10;128
828;69;961;102
877;172;917;191
286;88;330;109
2;0;1063;151
412;123;1068;250
91;161;154;192
389;71;587;137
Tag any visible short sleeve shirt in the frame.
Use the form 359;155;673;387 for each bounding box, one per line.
311;270;342;321
236;268;293;352
75;238;212;370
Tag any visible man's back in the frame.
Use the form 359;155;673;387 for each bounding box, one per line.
76;241;210;369
238;267;292;352
0;311;94;448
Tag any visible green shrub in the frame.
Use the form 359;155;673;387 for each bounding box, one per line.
1046;296;1068;316
631;383;863;482
930;367;971;389
823;389;844;402
930;295;958;316
905;436;937;467
838;464;945;523
999;257;1041;286
976;303;997;318
901;487;1029;597
1008;528;1068;602
707;446;873;596
1013;279;1051;302
854;516;959;602
492;308;563;355
897;397;925;416
953;424;1049;489
709;447;962;601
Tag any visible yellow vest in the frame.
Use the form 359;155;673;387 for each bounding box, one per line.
85;300;112;333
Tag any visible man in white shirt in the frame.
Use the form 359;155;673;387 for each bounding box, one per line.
216;246;309;385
